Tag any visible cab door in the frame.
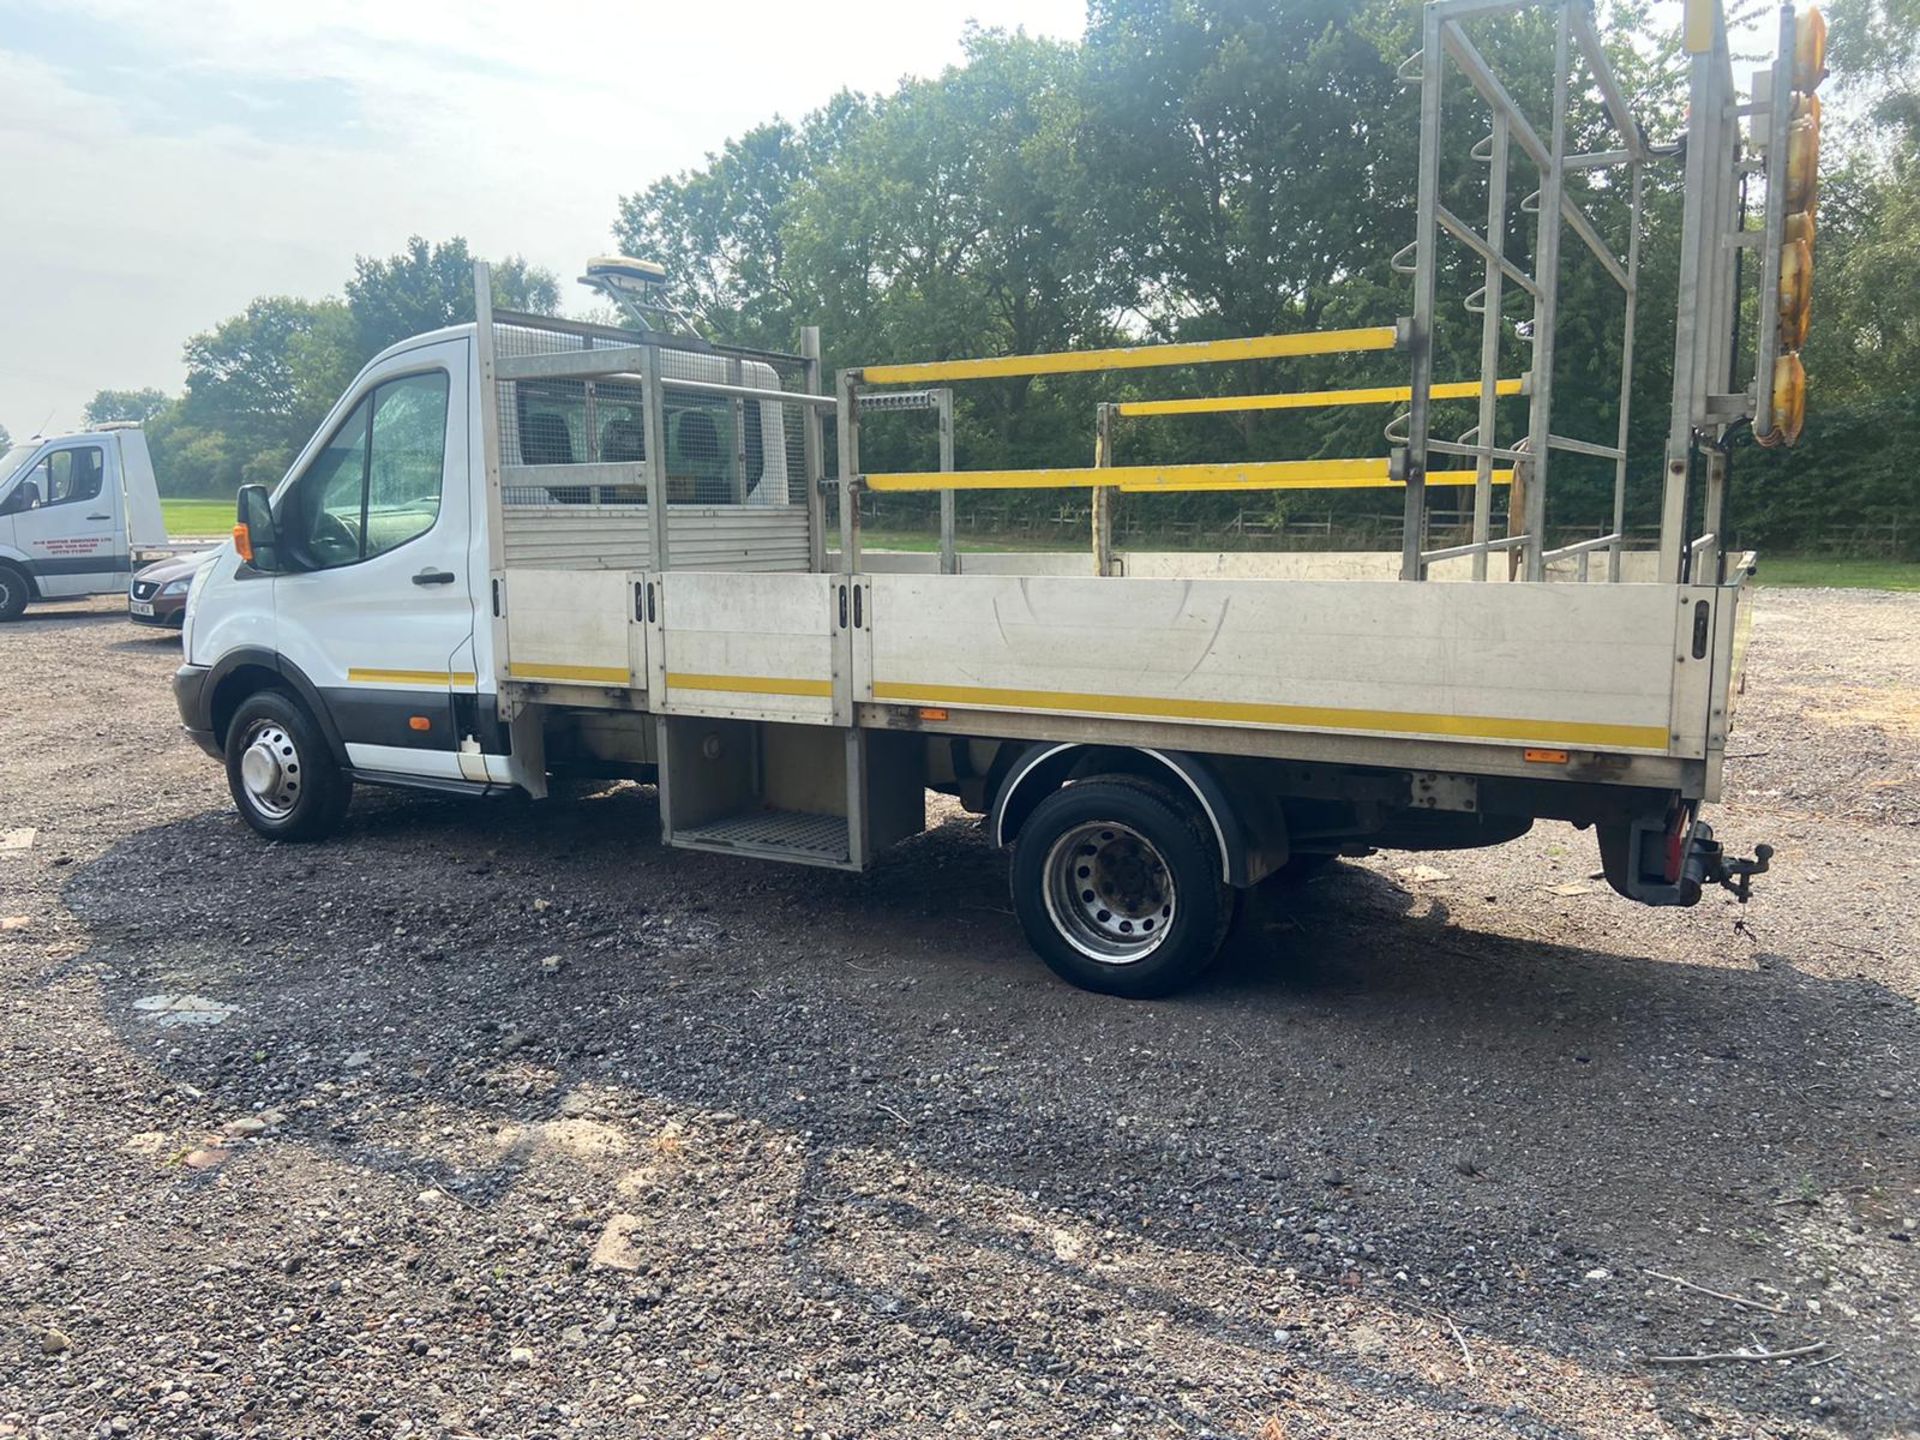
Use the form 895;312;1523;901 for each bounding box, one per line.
270;337;477;780
8;443;123;596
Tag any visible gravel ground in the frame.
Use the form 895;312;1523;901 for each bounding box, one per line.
0;587;1915;1440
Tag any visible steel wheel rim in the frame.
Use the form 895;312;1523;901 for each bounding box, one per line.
1042;820;1177;965
239;721;302;819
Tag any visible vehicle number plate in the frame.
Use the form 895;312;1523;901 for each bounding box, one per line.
130;601;155;617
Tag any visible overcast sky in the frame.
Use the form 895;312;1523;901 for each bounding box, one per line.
1;0;1782;442
0;0;1086;437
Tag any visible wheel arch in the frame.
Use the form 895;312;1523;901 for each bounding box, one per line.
0;554;39;600
206;648;348;764
988;743;1258;886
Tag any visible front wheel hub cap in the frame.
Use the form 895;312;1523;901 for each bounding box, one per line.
240;723;301;818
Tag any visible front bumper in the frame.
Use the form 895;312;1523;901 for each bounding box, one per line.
173;663;221;759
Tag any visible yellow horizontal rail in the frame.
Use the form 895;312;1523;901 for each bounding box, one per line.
864;459;1513;494
1123;467;1514;494
858;327;1400;386
1116;377;1524;419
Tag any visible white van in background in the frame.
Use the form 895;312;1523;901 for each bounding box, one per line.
0;425;176;620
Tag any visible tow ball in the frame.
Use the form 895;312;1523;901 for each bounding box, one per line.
1686;822;1773;903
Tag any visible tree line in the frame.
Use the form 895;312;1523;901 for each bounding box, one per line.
615;0;1918;554
22;0;1918;555
75;238;559;498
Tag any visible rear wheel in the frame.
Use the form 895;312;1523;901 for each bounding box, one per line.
1010;776;1233;998
0;565;29;622
224;690;352;841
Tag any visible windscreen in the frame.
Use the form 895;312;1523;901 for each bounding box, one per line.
0;443;36;491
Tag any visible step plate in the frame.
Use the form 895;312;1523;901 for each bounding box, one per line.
670;809;852;868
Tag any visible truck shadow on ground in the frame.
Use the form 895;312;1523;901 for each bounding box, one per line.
61;785;1920;1437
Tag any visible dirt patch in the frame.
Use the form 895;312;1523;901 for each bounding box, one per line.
0;593;1915;1439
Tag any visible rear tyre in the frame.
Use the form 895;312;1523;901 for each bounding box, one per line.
0;565;29;622
1010;776;1233;998
224;689;352;841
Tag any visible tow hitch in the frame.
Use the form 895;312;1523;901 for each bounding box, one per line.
1601;810;1773;906
1686;822;1773;903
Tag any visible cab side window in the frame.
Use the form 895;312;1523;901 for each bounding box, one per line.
19;447;106;509
284;371;448;570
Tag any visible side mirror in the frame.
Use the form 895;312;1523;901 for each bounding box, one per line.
234;484;282;572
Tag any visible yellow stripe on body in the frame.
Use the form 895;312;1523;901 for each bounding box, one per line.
871;680;1668;752
1115;378;1524;419
859;327;1399;385
507;662;632;685
666;671;834;699
347;668;478;688
865;459;1512;494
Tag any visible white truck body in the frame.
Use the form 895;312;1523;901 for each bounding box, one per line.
0;426;173;609
167;0;1794;994
171;316;1752;881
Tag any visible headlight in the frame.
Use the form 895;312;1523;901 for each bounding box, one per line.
160;577;192;596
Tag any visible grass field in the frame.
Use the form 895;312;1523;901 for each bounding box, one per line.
1751;556;1920;591
160;498;234;536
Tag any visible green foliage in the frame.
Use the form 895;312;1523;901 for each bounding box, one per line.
145;237;559;497
83;388;172;426
606;0;1911;552
346;235;560;358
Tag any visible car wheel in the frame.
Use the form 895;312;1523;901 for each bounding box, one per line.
224;689;352;841
0;565;29;622
1010;775;1233;998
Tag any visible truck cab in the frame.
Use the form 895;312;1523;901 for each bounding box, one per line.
0;425;170;620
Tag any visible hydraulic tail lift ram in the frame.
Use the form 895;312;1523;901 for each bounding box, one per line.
176;0;1809;995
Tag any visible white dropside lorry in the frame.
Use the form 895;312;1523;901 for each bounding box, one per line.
0;425;176;620
174;0;1811;995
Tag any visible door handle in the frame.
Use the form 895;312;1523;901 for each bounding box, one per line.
87;513;111;520
413;568;456;586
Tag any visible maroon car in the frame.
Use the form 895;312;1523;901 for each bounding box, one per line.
128;550;215;630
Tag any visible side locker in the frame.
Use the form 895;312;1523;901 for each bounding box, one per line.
654;571;862;869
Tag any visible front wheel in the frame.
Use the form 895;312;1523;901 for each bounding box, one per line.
1010;776;1233;998
224;690;352;841
0;565;29;622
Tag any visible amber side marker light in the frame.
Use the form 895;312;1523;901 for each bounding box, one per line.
231;523;253;564
1523;748;1570;764
918;707;951;722
408;716;433;732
